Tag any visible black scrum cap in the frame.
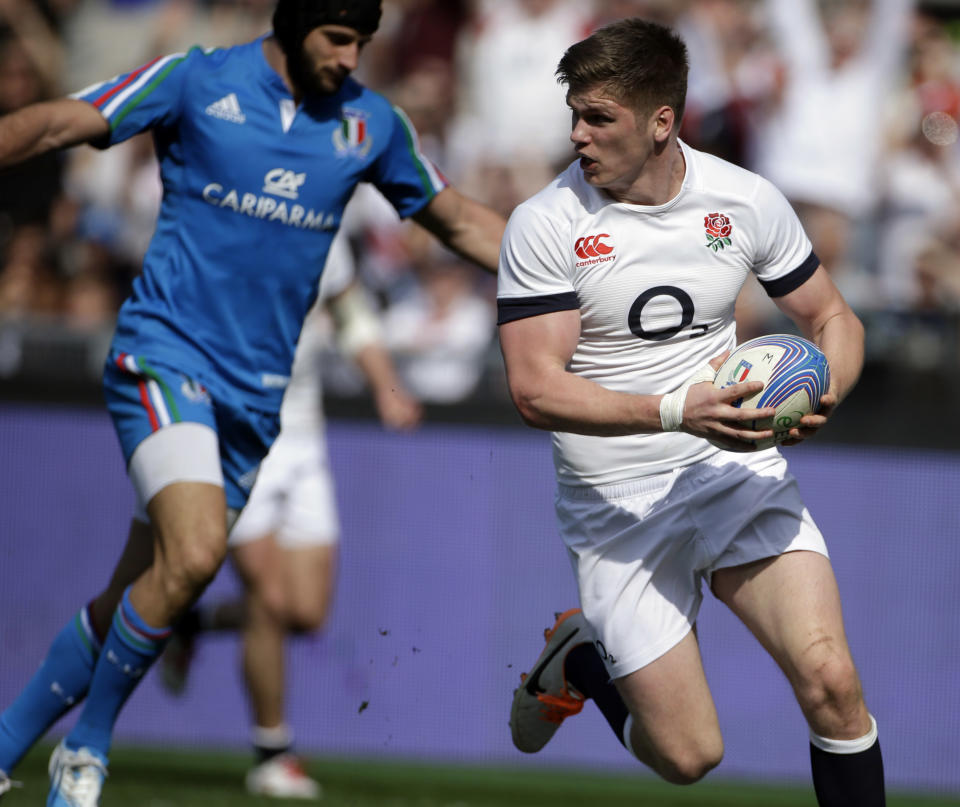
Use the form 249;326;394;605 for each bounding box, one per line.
273;0;382;58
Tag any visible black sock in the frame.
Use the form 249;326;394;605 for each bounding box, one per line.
810;739;885;807
254;742;290;764
565;642;629;744
174;608;202;639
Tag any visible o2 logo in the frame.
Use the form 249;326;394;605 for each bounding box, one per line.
627;285;708;341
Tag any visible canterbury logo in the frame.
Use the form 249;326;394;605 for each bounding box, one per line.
574;233;613;260
262;168;306;200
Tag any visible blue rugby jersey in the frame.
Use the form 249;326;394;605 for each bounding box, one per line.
72;37;446;410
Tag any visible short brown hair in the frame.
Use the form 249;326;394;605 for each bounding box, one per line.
556;18;688;123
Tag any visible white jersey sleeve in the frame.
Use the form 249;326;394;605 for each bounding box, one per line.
498;199;576;306
749;175;819;296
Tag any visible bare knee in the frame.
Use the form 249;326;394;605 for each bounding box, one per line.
157;534;227;608
244;575;329;634
795;653;867;736
284;592;331;634
655;740;724;785
636;726;724;785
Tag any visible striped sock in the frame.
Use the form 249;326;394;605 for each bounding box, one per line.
0;604;101;771
252;724;293;764
65;587;171;757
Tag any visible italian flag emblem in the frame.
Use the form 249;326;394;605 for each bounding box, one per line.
341;114;366;146
333;108;373;157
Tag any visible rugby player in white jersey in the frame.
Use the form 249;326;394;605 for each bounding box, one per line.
499;18;882;807
160;231;421;799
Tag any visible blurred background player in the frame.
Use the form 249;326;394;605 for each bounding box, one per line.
0;1;505;804
160;230;422;799
750;0;913;298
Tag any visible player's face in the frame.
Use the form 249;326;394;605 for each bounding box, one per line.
297;24;371;95
567;89;657;201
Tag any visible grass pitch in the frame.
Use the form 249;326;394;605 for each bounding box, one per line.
8;744;959;806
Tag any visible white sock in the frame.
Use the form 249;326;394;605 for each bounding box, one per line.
252;723;293;753
622;714;640;760
810;714;878;754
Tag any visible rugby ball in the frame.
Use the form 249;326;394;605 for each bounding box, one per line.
711;334;830;450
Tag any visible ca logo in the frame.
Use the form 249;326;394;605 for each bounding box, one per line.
262;168;306;200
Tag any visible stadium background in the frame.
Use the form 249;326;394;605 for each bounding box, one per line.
2;0;960;801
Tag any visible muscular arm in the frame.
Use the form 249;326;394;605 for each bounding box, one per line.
500;310;660;435
773;265;864;407
0;99;109;168
499;310;770;441
411;186;505;275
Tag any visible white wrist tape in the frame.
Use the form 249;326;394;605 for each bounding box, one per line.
658;364;716;432
328;283;382;358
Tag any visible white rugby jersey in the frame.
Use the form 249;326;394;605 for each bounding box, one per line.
497;141;818;486
277;229;356;434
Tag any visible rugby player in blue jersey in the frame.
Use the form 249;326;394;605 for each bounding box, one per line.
0;2;505;805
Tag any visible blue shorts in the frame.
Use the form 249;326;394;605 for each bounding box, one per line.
103;350;280;511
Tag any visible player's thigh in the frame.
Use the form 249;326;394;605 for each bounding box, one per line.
104;351;278;518
711;551;865;717
105;352;222;511
615;628;722;764
557;475;708;681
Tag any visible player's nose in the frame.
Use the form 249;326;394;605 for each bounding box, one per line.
339;43;361;72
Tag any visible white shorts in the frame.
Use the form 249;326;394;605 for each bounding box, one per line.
556;450;827;680
229;428;339;549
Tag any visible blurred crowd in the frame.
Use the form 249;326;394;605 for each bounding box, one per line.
2;0;960;404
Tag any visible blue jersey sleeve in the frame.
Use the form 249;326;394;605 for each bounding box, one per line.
365;105;447;219
70;48;203;144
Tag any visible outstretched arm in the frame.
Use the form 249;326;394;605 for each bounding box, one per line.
411;186;505;275
764;0;828;71
0;98;109;168
325;281;422;431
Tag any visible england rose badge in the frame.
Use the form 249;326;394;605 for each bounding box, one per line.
704;212;733;251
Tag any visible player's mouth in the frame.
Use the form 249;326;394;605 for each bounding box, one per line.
578;154;598;172
315;67;349;93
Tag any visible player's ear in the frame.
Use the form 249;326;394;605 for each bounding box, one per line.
651;105;675;143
